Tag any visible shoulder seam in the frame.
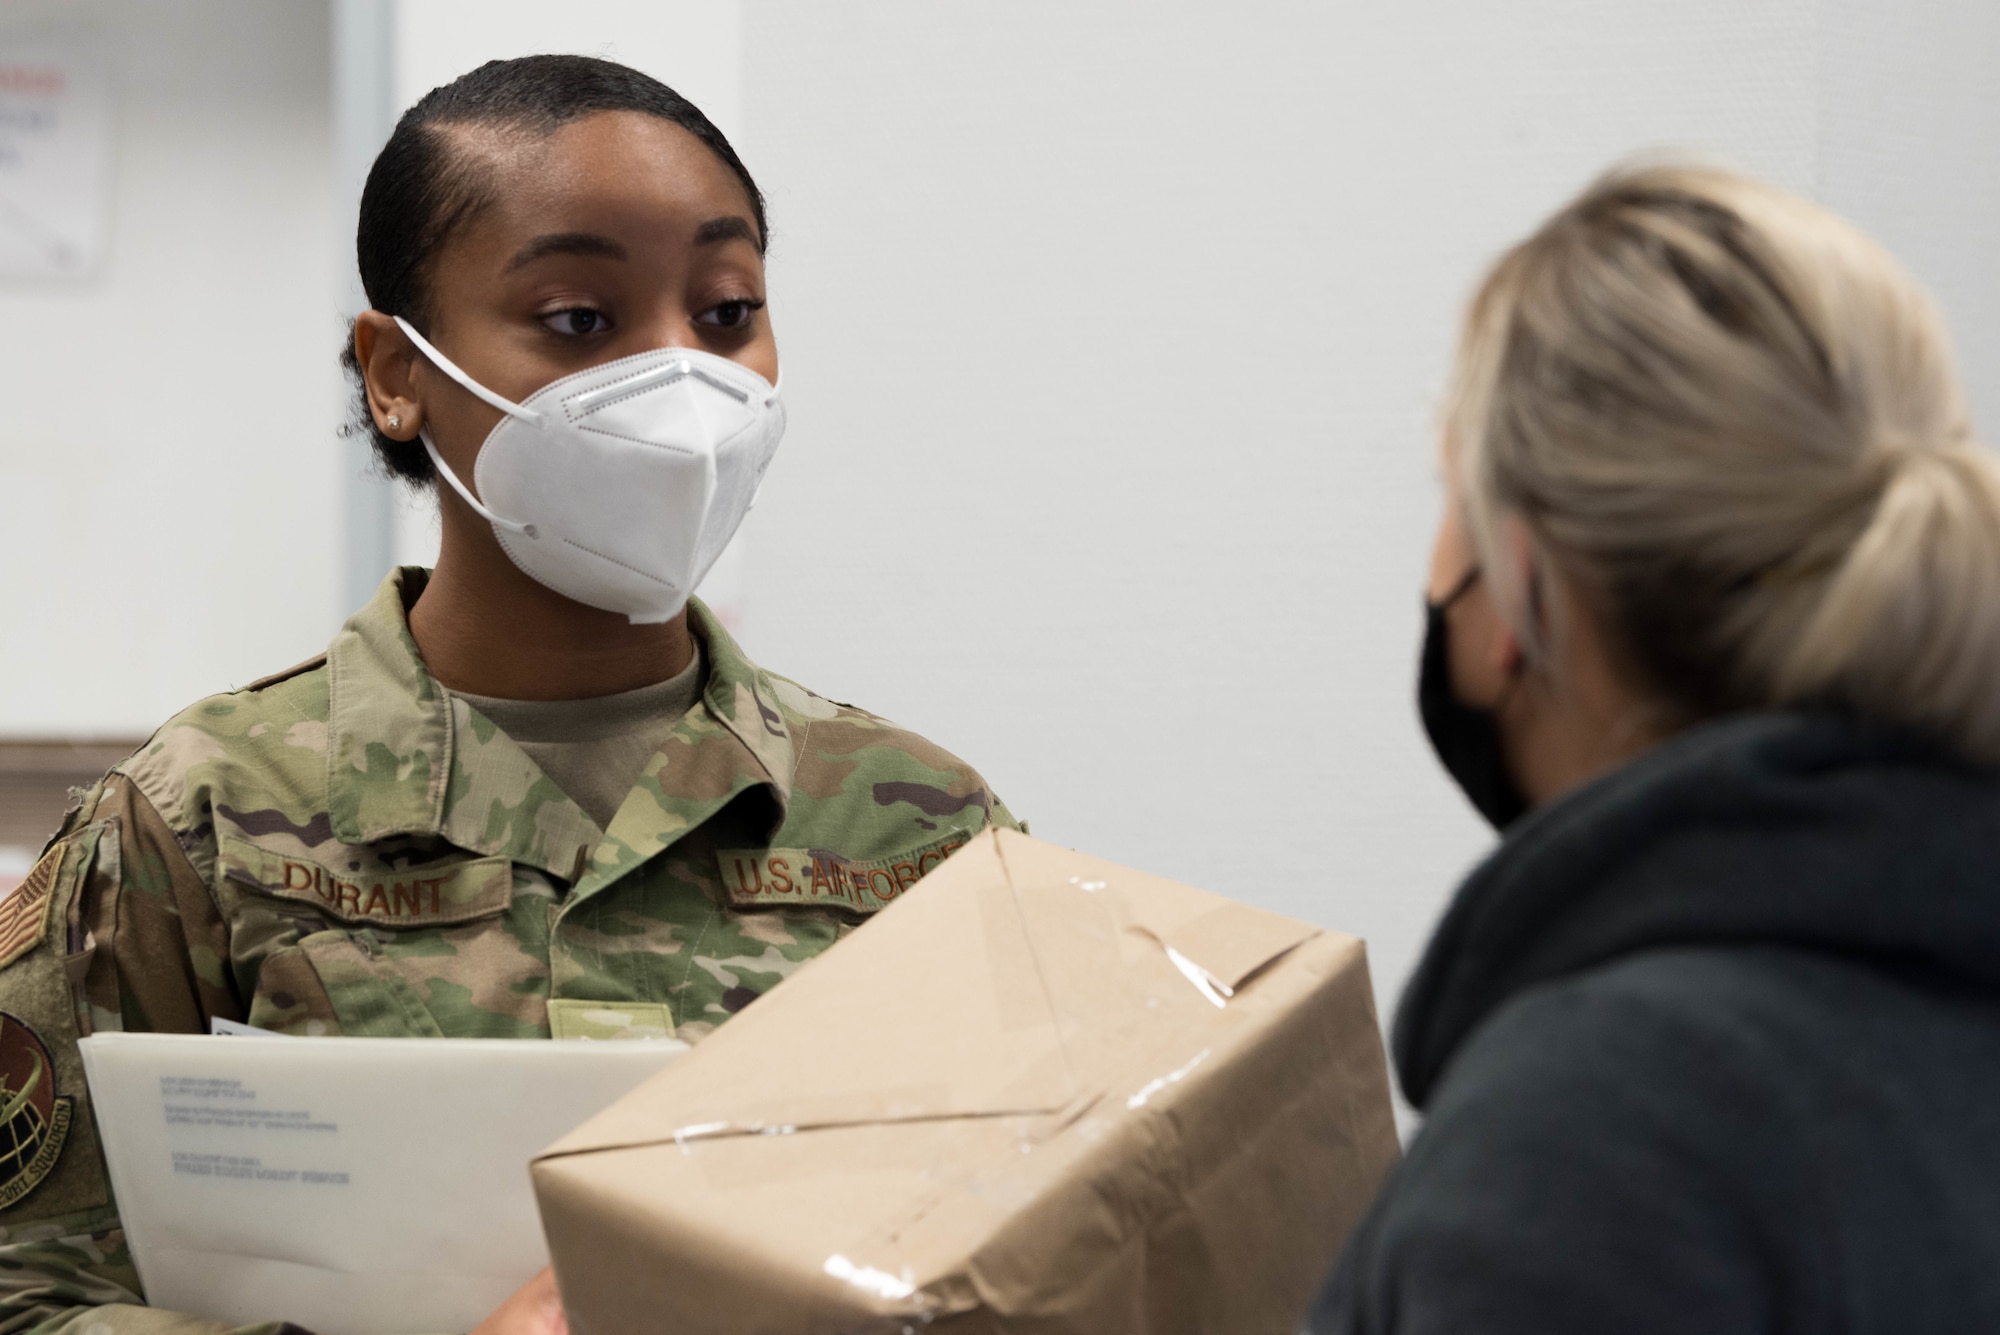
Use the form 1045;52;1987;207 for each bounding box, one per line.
761;669;878;722
113;773;222;919
237;653;329;695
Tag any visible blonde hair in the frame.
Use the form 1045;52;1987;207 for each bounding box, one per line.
1449;160;2000;761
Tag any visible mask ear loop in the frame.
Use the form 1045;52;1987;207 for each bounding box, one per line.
392;315;541;540
1433;565;1482;611
747;379;782;510
417;427;538;540
1435;562;1530;712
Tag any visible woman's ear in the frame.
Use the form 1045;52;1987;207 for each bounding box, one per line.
1490;610;1526;680
1482;514;1542;679
353;311;425;441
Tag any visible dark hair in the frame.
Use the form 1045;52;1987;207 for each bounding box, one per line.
342;54;768;485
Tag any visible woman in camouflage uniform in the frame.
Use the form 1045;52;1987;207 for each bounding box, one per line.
0;55;1017;1334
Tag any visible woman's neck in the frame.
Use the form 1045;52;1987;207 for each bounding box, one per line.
1500;602;1674;809
406;517;695;702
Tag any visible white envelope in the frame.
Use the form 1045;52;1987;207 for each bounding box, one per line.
78;1031;685;1334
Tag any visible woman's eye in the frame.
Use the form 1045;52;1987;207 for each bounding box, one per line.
695;298;765;329
540;308;612;336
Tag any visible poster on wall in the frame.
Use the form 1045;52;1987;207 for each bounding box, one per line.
0;37;110;279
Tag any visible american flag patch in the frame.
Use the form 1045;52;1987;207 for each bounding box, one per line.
0;847;60;972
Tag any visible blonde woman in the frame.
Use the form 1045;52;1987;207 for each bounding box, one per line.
1312;164;2000;1332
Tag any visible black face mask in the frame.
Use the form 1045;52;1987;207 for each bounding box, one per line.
1418;568;1529;829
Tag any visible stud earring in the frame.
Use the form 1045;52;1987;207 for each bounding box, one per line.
386;414;402;431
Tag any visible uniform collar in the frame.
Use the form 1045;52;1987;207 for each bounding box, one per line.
326;567;794;885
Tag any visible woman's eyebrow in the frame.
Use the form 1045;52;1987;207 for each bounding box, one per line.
505;232;628;271
694;216;757;246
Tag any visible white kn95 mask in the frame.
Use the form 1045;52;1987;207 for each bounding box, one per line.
393;315;786;624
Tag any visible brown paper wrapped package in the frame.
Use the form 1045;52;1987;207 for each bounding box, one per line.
532;828;1399;1334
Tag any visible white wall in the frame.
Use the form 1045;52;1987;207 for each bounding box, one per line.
392;0;740;135
5;1;1996;1084
0;0;337;736
732;1;1833;1032
1820;0;2000;433
346;0;2000;1049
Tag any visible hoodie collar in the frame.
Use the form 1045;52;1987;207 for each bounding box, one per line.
1394;711;2000;1107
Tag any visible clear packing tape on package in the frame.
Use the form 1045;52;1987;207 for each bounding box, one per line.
532;829;1401;1334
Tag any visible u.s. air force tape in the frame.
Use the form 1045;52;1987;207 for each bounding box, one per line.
717;835;973;912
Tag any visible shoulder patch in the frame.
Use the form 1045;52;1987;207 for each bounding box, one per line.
238;652;329;695
0;1011;73;1209
0;845;61;972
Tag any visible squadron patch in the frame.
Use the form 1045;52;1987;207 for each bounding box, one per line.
0;845;61;972
0;1012;73;1210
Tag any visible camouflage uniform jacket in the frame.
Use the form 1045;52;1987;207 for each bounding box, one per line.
0;567;1017;1333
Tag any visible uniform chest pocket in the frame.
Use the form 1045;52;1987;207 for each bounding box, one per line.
218;835;513;930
